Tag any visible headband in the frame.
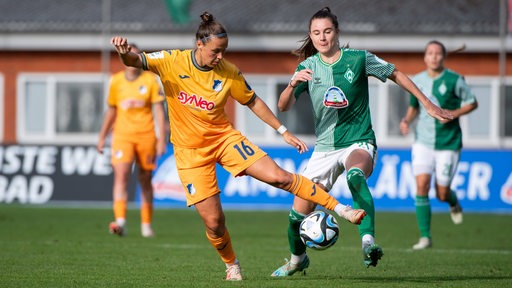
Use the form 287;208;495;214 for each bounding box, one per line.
201;33;227;43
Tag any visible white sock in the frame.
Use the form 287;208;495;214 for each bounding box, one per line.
226;259;239;268
362;234;375;248
116;218;126;227
290;253;306;266
334;203;349;217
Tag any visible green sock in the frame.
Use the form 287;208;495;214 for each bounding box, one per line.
288;208;306;255
347;168;375;238
447;190;458;206
415;195;431;238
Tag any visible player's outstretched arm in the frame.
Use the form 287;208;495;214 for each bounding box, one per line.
110;36;143;69
247;96;308;153
389;69;453;122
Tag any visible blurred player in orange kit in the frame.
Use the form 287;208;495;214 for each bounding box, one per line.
110;11;366;281
97;43;167;238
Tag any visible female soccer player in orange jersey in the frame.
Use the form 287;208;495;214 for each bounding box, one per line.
97;44;167;238
111;11;366;281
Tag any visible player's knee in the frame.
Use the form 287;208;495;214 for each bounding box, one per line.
266;169;293;189
205;221;226;238
138;171;152;188
437;192;449;202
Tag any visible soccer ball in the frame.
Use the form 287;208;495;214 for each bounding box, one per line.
299;210;339;250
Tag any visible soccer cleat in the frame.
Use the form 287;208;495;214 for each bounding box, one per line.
412;237;432;250
109;222;125;237
141;223;154;238
225;262;243;281
339;206;366;225
450;203;463;225
271;256;310;277
363;244;383;268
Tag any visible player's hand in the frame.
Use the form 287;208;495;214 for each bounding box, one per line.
399;119;409;135
282;131;309;154
96;139;105;154
289;69;314;88
156;139;167;157
111;36;132;55
425;102;453;123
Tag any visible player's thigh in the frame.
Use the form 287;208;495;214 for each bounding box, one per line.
111;138;135;165
411;143;435;176
434;149;460;186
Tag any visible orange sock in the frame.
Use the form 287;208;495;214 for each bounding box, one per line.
206;229;236;265
113;200;127;220
140;202;153;224
287;174;339;211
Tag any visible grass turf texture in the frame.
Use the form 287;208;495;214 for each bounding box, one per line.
0;205;511;288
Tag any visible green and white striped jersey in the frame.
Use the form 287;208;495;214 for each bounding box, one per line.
294;48;395;152
409;69;476;150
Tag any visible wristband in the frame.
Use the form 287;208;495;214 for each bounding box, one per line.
289;72;298;88
277;125;288;135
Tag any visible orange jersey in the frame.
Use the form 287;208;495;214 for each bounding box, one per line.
141;49;255;148
108;70;164;139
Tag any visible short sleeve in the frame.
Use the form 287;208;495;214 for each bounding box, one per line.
365;51;395;82
456;76;477;106
230;70;256;105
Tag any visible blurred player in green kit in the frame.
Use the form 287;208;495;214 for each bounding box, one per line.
400;40;478;250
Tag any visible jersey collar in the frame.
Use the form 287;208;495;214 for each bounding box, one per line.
317;49;343;66
191;49;214;72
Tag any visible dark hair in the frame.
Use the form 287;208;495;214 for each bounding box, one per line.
195;11;227;44
293;7;340;60
425;40;447;57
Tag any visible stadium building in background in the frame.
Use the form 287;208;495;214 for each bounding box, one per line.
0;0;511;212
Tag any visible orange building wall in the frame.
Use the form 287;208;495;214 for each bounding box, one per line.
1;50;510;143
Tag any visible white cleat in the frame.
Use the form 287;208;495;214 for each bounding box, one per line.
141;223;154;238
339;206;366;225
225;262;243;281
450;203;463;225
412;237;432;250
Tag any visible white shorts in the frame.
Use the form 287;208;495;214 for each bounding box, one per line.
411;143;460;187
302;142;376;191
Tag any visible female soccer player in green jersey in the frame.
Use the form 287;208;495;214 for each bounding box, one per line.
400;40;478;250
271;7;453;276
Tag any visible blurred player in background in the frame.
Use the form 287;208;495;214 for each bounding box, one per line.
97;43;167;238
400;40;478;250
111;11;366;281
272;7;453;276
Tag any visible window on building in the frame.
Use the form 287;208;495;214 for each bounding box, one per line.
505;84;512;138
0;74;3;142
17;74;108;144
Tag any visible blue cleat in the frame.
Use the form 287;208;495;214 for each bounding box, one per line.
271;255;310;277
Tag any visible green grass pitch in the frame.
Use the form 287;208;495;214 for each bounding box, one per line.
0;204;511;287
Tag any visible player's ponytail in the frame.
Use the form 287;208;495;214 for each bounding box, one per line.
196;11;227;44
